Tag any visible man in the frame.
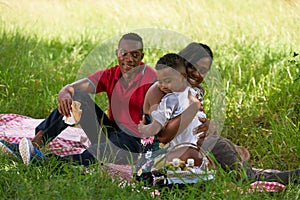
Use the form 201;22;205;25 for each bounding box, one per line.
18;33;156;166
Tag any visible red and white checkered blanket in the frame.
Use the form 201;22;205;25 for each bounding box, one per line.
0;113;90;156
0;113;286;193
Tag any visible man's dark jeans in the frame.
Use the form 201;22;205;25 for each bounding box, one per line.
35;90;142;165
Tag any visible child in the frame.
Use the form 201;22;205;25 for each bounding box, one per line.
138;53;206;148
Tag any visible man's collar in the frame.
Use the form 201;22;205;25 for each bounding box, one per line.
114;62;145;81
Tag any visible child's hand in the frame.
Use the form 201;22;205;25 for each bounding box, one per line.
138;116;146;133
138;121;143;133
138;120;151;138
138;115;162;137
188;90;203;111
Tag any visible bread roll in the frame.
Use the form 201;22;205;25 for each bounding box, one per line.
71;101;82;123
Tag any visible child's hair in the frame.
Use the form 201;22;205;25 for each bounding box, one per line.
155;53;186;72
178;42;213;68
119;33;143;49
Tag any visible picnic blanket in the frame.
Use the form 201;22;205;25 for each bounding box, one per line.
0;113;90;156
0;113;286;193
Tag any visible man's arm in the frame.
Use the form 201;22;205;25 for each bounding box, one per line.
58;78;95;117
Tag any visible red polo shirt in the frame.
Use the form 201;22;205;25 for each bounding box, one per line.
87;63;156;137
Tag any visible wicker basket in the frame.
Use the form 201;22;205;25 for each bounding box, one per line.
163;143;216;184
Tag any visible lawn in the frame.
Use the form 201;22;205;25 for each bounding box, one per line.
0;0;299;199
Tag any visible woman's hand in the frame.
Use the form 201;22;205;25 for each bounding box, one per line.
188;90;203;111
194;118;217;146
194;117;210;135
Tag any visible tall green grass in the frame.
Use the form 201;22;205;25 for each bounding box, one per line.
0;31;91;117
0;0;300;199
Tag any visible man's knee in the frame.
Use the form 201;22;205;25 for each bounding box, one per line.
73;89;91;102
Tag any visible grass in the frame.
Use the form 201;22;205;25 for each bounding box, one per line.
0;0;300;199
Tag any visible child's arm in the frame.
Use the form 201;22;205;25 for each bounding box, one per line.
157;90;203;143
139;93;179;137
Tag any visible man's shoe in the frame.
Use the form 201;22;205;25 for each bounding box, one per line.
19;137;34;165
19;137;45;165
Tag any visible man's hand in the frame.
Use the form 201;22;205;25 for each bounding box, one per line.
57;85;74;117
56;79;93;117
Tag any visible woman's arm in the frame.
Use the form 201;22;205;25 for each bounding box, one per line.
156;100;200;143
156;90;203;144
143;82;207;144
143;82;165;114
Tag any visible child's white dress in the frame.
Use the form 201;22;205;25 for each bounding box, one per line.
151;86;206;147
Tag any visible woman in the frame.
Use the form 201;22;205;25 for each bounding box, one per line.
143;42;300;185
